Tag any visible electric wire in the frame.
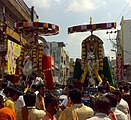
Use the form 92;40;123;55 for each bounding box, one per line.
107;0;131;54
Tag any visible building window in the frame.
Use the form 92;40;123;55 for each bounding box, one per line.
61;56;63;63
53;52;55;61
64;60;66;65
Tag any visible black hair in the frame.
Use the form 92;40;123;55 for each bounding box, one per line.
119;86;123;92
96;96;110;111
68;88;82;104
98;86;104;93
123;85;129;91
3;86;11;96
9;85;23;97
31;84;38;91
32;71;38;78
37;83;45;91
105;93;117;107
0;95;3;104
1;80;8;89
112;90;122;98
44;94;58;109
103;77;108;81
24;92;36;106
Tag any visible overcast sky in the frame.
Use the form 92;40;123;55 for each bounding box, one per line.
24;0;131;60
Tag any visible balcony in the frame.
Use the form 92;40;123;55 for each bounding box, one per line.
0;9;15;29
1;0;31;21
0;10;26;44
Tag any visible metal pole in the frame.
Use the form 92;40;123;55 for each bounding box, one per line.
31;6;34;22
121;16;124;80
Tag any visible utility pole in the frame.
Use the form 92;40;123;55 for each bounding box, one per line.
121;16;124;81
116;30;123;82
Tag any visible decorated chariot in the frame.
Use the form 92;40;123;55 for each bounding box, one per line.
13;21;59;90
68;18;116;89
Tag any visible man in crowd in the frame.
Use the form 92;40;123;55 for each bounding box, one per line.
0;95;16;120
23;91;45;120
4;85;23;113
0;80;8;101
98;77;110;93
87;96;111;120
36;83;46;110
58;88;94;120
122;85;131;118
112;90;130;120
105;93;128;120
42;94;59;120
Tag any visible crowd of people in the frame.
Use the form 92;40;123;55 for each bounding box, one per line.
0;76;131;120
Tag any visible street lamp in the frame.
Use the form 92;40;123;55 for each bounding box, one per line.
106;30;117;41
111;49;116;52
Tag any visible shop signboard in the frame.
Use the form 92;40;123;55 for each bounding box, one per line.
7;40;21;74
116;52;123;81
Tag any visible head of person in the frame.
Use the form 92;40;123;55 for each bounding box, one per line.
123;85;129;93
3;86;11;98
68;88;82;104
105;93;117;108
37;69;45;79
24;92;36;107
95;96;110;115
98;71;104;79
118;85;124;93
31;84;38;93
98;86;104;94
102;77;108;84
0;80;8;90
37;83;46;95
112;90;122;102
30;72;38;80
63;85;73;95
44;94;58;115
9;85;23;101
0;95;4;109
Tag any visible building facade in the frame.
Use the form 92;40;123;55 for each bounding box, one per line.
0;0;33;77
48;42;70;85
116;17;131;81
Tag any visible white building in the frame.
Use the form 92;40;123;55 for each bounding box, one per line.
117;17;131;81
47;42;70;85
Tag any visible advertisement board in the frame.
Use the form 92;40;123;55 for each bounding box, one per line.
116;52;123;81
7;40;21;74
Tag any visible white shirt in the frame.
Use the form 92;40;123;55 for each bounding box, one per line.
35;94;46;110
110;107;128;120
59;103;94;120
117;98;129;115
86;113;111;120
15;95;25;120
27;106;46;120
0;89;7;101
60;95;68;106
117;98;130;120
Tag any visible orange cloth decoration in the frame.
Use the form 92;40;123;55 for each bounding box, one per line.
0;107;17;120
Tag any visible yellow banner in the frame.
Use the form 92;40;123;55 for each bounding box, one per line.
7;40;21;74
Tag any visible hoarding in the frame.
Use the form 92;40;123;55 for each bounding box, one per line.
7;40;21;74
116;52;123;81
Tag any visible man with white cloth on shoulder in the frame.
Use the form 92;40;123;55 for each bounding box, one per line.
59;88;94;120
112;90;130;120
87;96;111;120
105;93;128;120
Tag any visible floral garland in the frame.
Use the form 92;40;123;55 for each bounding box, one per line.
18;46;25;84
38;43;43;71
32;43;38;72
17;42;45;85
98;39;103;71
